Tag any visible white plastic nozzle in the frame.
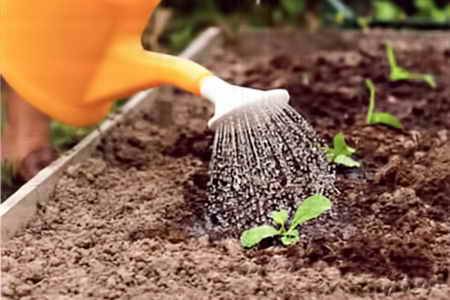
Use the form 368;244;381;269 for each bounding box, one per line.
200;76;290;130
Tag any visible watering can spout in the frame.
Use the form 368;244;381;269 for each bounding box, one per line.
85;39;212;104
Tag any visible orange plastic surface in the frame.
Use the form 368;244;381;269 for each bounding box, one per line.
0;0;212;126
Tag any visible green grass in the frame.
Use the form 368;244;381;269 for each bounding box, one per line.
50;122;93;151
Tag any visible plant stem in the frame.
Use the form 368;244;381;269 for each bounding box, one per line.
365;79;376;124
385;43;398;69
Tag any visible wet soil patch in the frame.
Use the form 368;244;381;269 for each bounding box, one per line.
2;30;450;299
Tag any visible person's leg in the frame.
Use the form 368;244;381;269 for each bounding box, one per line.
1;80;57;180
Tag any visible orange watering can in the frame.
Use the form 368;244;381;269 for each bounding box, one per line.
0;0;289;128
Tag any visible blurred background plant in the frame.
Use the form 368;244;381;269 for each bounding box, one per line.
149;0;450;51
151;0;317;51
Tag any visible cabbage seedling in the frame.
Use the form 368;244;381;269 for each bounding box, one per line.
366;79;402;129
386;43;436;89
326;133;360;168
240;194;332;248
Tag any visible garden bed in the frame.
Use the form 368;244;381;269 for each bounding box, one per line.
2;29;449;299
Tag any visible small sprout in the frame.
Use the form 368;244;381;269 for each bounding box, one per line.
386;43;437;88
365;79;402;129
240;194;332;249
326;133;360;168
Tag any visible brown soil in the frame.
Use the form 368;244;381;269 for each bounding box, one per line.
2;29;450;299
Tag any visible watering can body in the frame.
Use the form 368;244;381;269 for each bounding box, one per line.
0;0;211;126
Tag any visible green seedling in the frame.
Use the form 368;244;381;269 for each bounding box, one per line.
365;79;402;129
326;133;360;168
240;194;332;248
386;43;436;89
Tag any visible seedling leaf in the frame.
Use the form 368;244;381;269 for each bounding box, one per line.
334;154;361;168
365;79;403;129
290;194;332;230
333;133;356;156
281;229;300;246
326;133;360;168
386;43;436;89
412;73;437;89
423;74;436;88
371;112;402;129
271;210;289;227
240;225;280;248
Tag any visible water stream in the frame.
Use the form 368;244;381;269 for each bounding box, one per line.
207;101;336;235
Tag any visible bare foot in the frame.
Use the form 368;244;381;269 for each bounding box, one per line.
1;81;57;181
